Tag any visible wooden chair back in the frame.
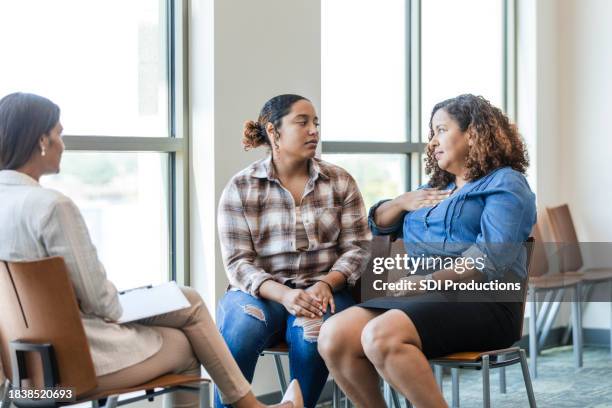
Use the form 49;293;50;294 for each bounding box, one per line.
529;218;550;278
0;257;97;397
546;204;584;271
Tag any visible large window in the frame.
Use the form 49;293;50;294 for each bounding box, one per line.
0;0;189;290
322;0;515;209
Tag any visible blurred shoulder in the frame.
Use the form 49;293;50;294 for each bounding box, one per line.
225;157;269;189
487;166;531;189
27;185;74;210
315;158;355;182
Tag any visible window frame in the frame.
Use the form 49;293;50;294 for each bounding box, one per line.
59;0;190;285
322;0;517;192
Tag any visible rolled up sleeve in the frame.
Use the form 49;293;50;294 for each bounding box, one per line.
330;175;372;285
461;173;536;280
218;181;275;297
367;199;405;238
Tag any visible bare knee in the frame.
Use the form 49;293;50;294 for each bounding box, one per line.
361;313;420;367
318;316;358;362
361;320;396;367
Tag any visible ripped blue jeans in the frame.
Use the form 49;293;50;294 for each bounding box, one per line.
214;288;355;408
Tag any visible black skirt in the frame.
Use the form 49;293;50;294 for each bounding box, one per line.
358;292;522;359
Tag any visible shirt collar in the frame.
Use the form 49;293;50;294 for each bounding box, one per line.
0;170;40;187
251;155;330;182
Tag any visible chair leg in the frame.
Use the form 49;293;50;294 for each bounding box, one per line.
199;382;211;408
343;387;350;408
563;283;594;345
434;364;443;392
383;382;392;407
390;388;401;408
273;355;288;394
535;291;554;334
529;287;538;378
497;350;506;393
482;355;491;408
333;381;341;408
610;281;612;359
451;368;460;408
1;381;10;408
538;290;563;350
519;350;537;408
571;284;583;368
104;395;119;408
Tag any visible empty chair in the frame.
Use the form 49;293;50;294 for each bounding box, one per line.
546;204;612;284
546;204;612;356
526;215;583;378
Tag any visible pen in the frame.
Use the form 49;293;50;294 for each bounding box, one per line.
119;284;153;295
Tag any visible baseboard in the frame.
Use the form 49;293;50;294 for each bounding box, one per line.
581;327;612;347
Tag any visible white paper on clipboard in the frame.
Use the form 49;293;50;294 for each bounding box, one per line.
117;281;190;324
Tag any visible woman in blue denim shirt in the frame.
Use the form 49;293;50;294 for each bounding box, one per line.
318;94;536;408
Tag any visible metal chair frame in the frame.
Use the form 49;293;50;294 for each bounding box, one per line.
387;238;537;407
387;348;536;408
0;380;209;408
528;282;583;378
261;348;348;408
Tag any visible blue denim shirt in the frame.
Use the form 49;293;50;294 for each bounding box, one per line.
368;167;536;280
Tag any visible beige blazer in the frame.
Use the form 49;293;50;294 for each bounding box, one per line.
0;170;161;376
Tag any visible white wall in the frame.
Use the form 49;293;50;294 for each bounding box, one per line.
556;0;612;328
189;0;321;396
557;0;612;242
519;0;612;330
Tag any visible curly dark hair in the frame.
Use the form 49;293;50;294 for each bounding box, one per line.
425;94;529;188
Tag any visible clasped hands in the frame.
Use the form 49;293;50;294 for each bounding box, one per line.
281;281;335;318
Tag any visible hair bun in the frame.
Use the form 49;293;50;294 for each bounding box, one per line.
242;120;266;150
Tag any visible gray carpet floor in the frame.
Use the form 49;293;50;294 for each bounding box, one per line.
434;346;612;408
322;346;612;408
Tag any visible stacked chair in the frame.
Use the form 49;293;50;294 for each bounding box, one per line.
545;205;612;357
526;211;583;377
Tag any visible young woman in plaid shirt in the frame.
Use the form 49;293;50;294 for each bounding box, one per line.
216;94;372;408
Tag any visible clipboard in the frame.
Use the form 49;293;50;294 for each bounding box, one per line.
117;281;190;324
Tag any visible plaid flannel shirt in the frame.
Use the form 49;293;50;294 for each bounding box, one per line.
218;155;372;297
